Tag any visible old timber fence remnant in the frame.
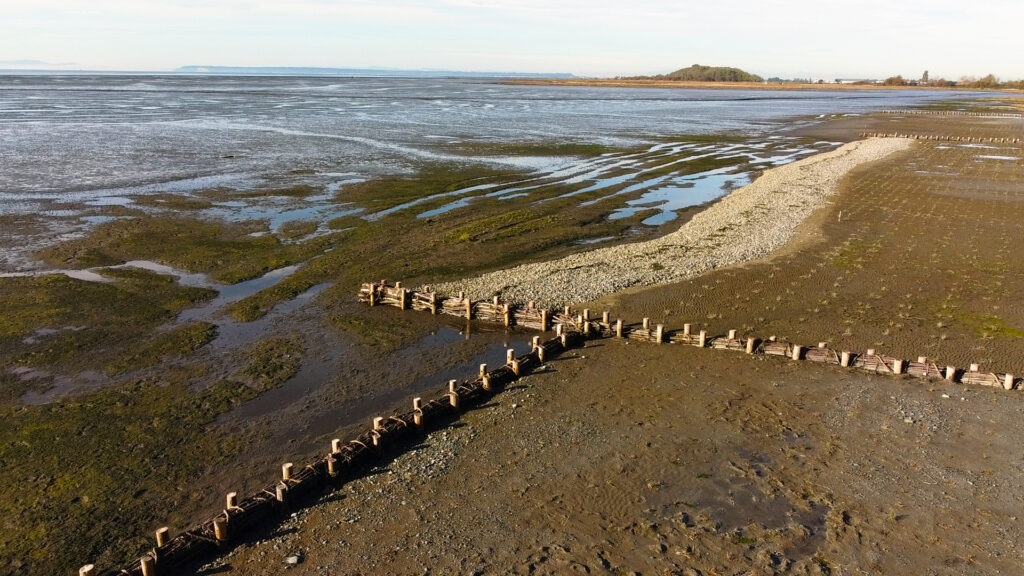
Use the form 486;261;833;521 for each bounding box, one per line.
85;285;581;576
861;132;1022;144
360;280;1020;391
879;109;1024;120
89;278;1019;575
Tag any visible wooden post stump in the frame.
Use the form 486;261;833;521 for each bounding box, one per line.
642;317;650;331
413;397;424;428
683;323;691;336
602;311;610;324
79;565;95;576
970;363;980;372
698;330;706;347
276;483;288;504
540;309;548;331
213;517;228;542
449;392;460;410
893;359;904;375
282;463;293;481
655;324;664;344
141;555;156;576
155;527;170;547
841;351;851;367
368;284;376;307
327;455;338;477
226;492;238;510
791;345;803;361
331;438;342;454
615;319;623;338
746;338;756;354
728;329;737;340
945;366;956;381
373;416;385;431
1004;374;1015;390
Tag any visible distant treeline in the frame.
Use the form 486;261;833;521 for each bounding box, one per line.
882;73;1024;89
631;64;763;83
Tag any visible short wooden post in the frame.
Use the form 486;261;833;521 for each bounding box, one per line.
655;324;664;343
791;345;803;361
533;336;544;362
331;438;342;454
1004;374;1015;390
582;319;590;336
213;517;228;542
728;329;737;340
413;397;423;427
555;323;563;336
583;309;590;322
449;391;460;410
276;482;288;504
449;379;458;394
466;299;472;320
141;555;156;576
746;338;756;354
479;363;487;377
281;463;293;481
945;366;955;381
918;356;927;363
368;283;376;307
683;323;691;336
371;431;382;449
642;317;650;331
818;342;827;349
560;333;568;347
327;455;337;477
493;296;499;306
615;319;623;338
893;359;904;375
970;363;979;372
540;309;548;331
698;330;707;347
507;349;515;364
400;288;408;310
430;292;437;315
867;348;876;356
769;335;777;342
482;372;492;390
564;305;571;316
602;311;609;324
373;416;385;431
840;351;851;367
79;565;95;576
226;492;238;509
503;304;511;327
155;526;170;547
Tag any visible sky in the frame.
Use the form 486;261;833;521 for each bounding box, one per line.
2;0;1022;79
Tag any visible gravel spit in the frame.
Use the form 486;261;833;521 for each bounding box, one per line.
432;138;913;306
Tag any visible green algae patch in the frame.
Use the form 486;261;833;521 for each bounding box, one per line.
0;270;216;373
133;193;215;210
338;164;522;213
278;220;319;240
241;335;305;390
326;313;421;352
36;216;335;284
0;373;257;575
444;141;626;157
956;313;1024;339
103;321;218;376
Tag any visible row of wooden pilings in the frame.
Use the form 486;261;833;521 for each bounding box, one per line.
88;279;1019;575
879;109;1024;119
862;132;1022;144
360;281;1020;390
84;311;586;576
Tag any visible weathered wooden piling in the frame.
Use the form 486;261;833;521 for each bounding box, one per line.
213;517;228;542
893;359;904;375
945;366;956;381
655;324;664;344
155;527;170;547
79;565;95;576
226;492;238;510
615;319;623;338
1004;374;1015;390
281;463;293;481
841;351;851;367
413;398;424;427
728;329;737;340
698;330;706;347
746;338;756;354
449;391;460;410
791;345;803;361
140;555;156;576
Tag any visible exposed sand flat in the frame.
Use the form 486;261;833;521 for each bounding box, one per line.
434;137;914;306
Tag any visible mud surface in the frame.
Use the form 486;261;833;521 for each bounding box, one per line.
202;112;1024;575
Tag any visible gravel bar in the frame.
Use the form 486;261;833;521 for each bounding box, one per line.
433;137;914;307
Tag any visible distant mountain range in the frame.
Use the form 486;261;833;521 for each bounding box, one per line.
174;66;576;78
